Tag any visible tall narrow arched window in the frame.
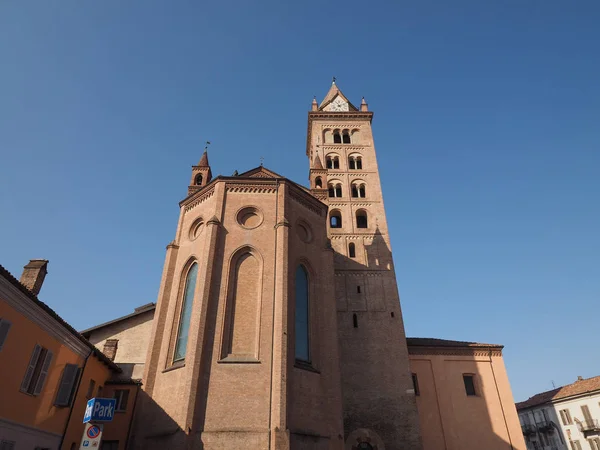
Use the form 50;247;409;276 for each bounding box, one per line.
330;210;342;228
295;265;310;362
349;158;356;170
349;242;356;258
356;210;368;229
195;174;203;185
342;130;351;144
333;130;342;144
352;185;359;198
359;185;366;197
356;157;363;169
315;177;322;188
174;263;198;361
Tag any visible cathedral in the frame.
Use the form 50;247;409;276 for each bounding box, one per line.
80;81;526;450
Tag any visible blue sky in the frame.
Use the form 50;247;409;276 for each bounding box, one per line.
1;1;598;402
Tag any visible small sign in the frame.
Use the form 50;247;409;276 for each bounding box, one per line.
83;397;117;423
79;422;103;449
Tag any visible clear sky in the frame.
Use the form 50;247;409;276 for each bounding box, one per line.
1;0;598;402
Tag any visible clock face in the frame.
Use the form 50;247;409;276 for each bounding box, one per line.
328;97;349;112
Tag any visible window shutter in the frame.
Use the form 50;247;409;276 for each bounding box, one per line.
20;344;41;392
0;319;11;351
33;349;53;395
55;364;80;406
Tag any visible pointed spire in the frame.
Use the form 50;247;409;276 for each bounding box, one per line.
318;78;358;111
311;96;318;111
198;150;209;167
313;154;324;170
360;97;368;112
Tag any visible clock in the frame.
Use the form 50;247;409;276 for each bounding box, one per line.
328;97;349;112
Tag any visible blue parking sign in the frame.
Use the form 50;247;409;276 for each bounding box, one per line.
82;398;117;423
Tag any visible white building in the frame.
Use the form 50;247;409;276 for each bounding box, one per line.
517;375;600;450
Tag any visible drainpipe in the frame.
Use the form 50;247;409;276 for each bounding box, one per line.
58;350;92;449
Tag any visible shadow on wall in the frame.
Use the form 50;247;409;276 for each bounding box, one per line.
413;349;526;450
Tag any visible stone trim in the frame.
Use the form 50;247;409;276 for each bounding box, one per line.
183;186;215;212
408;347;503;357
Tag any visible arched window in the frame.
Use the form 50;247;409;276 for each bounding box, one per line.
295;265;310;362
356;210;368;229
315;177;322;188
348;155;363;170
328;182;342;198
330;211;342;228
349;242;356;258
326;155;340;169
342;130;351;144
174;262;198;361
351;182;366;198
195;174;203;185
333;130;342;144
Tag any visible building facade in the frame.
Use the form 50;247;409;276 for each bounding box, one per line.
517;376;600;450
0;260;138;450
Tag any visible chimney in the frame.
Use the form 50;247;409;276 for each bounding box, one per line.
20;259;49;295
103;339;119;361
578;376;584;381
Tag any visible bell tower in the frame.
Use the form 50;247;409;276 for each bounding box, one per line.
307;81;422;450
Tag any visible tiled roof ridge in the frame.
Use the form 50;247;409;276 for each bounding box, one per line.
516;375;600;410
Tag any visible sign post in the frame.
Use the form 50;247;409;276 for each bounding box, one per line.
80;398;116;449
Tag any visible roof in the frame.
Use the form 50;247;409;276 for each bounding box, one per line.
406;337;503;349
516;375;600;410
197;150;209;167
313;154;324;170
80;302;156;336
319;81;358;111
0;263;121;372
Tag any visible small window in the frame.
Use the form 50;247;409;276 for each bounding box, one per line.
315;177;322;188
100;441;119;450
357;286;361;294
86;379;96;399
114;389;130;412
463;374;477;396
356;210;368;228
560;409;573;425
20;345;53;396
55;364;81;407
412;373;420;396
333;131;342;144
348;243;356;258
328;183;342;198
330;211;342;228
356;158;362;169
349;158;356;170
194;173;203;185
326;155;339;169
353;313;358;328
0;318;11;351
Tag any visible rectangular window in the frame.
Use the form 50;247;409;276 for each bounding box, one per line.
570;441;582;450
463;374;477;396
412;373;420;396
0;318;12;351
86;379;96;399
54;364;81;407
99;441;119;450
20;345;53;395
1;441;16;450
581;405;593;423
560;409;573;425
114;389;130;412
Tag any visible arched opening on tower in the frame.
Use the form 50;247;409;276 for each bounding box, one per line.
329;210;342;228
195;173;203;185
356;210;368;229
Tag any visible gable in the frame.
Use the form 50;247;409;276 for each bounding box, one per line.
237;166;285;179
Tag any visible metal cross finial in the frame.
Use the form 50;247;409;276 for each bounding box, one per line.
332;76;336;84
205;141;211;151
260;156;264;166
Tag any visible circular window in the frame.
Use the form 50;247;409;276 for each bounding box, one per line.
296;222;313;243
189;218;204;240
236;206;263;229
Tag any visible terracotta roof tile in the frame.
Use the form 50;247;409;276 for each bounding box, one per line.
516;375;600;410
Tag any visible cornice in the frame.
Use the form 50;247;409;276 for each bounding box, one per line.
0;278;90;358
408;347;503;357
309;111;373;121
183;186;216;212
334;270;388;276
330;233;382;239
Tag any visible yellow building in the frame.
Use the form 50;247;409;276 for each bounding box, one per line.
0;260;138;450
